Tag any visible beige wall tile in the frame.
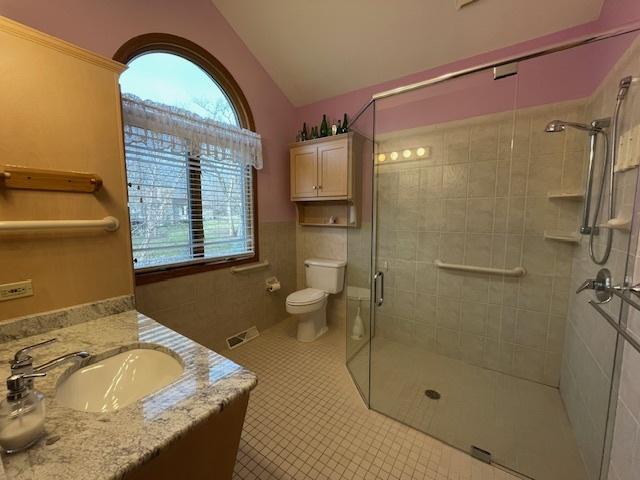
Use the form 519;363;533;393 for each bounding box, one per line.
375;98;597;389
515;309;548;349
136;221;296;352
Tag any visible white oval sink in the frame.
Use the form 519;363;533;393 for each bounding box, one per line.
56;348;183;412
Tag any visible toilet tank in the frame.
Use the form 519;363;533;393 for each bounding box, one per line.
305;258;346;294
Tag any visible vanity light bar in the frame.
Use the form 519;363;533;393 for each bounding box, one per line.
376;146;431;164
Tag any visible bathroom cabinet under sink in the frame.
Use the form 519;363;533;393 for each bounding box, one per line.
123;392;250;480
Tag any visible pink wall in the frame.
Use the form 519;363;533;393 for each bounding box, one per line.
297;0;640;134
3;0;640;220
374;33;635;134
0;0;297;223
598;0;640;30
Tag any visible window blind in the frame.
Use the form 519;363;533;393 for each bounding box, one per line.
124;125;255;271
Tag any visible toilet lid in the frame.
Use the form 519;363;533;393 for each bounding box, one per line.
286;288;326;306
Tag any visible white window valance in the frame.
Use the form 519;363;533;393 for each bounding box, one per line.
121;94;263;170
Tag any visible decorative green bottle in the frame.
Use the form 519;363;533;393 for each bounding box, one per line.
341;113;349;133
320;114;329;137
301;122;308;141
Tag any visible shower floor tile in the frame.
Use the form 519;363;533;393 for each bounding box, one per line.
228;318;519;480
363;338;587;480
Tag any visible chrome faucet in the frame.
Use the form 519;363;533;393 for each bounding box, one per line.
32;351;90;373
9;338;90;386
9;338;57;376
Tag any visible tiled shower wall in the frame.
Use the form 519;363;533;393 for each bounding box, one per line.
609;243;640;480
563;36;640;480
136;221;296;352
375;100;588;386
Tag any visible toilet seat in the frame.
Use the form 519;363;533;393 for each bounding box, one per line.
286;288;326;306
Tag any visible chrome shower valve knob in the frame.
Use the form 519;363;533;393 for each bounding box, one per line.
576;268;613;303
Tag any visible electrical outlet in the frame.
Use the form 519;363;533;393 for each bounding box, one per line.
0;280;33;301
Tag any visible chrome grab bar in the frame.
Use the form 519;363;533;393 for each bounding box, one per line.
230;260;270;273
607;285;640;311
588;300;640;354
576;268;640;355
434;260;526;278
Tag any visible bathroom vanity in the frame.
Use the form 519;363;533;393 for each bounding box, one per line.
0;299;257;480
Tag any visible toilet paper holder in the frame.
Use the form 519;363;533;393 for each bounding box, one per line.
265;276;281;292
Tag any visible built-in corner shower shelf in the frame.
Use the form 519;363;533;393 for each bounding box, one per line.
597;217;632;232
547;191;585;201
544;231;581;244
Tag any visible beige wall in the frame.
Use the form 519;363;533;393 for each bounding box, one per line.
136;222;296;352
0;18;134;321
374;100;586;386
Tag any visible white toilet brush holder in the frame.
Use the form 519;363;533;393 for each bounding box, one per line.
351;303;365;340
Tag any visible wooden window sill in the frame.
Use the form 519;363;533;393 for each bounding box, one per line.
135;255;258;285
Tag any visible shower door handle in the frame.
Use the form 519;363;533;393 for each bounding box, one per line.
374;271;384;306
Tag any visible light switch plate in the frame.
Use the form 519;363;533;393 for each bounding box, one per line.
0;280;33;301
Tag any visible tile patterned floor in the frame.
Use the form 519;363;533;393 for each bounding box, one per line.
228;319;519;480
355;338;587;480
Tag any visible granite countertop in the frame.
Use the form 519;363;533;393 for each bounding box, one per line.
0;310;257;480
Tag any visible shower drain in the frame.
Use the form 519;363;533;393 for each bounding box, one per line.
424;389;441;400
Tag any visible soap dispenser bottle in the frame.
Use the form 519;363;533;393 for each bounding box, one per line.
0;373;46;453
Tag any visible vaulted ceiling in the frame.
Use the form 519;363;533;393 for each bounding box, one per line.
212;0;605;106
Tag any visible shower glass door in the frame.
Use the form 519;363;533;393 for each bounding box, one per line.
370;67;522;469
346;101;375;404
365;29;640;480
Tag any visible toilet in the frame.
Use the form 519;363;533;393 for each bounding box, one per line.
286;258;346;342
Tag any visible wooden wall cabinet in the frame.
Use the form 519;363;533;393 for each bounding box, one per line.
290;132;363;228
290;133;360;201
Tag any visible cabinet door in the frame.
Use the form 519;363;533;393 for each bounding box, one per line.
290;145;318;199
317;139;349;197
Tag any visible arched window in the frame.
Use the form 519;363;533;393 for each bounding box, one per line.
114;35;259;284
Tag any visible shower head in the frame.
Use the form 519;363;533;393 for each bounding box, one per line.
617;76;633;100
544;120;603;134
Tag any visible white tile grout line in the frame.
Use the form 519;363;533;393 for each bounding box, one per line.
229;318;524;480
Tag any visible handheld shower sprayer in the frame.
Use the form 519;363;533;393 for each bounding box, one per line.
617;76;633;100
543;76;635;265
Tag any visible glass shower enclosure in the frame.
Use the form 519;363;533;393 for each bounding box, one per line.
346;27;640;480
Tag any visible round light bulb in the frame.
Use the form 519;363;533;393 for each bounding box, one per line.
417;147;426;157
402;149;412;159
390;151;399;161
378;153;386;162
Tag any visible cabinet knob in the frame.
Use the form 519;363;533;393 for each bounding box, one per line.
318;185;322;189
312;185;317;190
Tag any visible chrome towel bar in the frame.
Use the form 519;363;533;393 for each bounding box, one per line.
589;300;640;354
0;216;119;232
230;260;270;273
434;260;526;278
608;286;640;311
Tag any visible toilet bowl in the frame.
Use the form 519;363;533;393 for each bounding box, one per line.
285;258;346;342
286;288;329;342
